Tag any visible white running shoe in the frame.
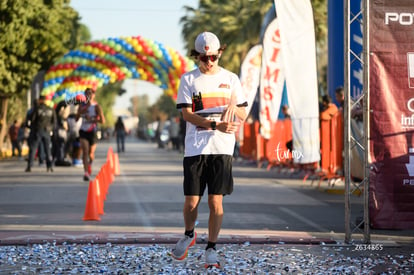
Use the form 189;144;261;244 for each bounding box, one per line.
205;248;220;268
170;232;197;260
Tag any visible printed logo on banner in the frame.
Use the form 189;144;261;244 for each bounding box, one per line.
407;52;414;88
274;142;303;162
385;12;414;25
404;148;414;185
259;19;284;139
401;98;414;128
350;0;363;100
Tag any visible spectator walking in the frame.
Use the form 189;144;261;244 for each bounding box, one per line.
168;116;180;150
114;116;127;153
155;116;165;148
25;96;56;172
171;32;247;268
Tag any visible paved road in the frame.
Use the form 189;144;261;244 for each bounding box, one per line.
0;137;413;246
1;138;414;273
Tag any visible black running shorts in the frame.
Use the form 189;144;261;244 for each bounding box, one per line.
79;130;98;146
183;154;233;196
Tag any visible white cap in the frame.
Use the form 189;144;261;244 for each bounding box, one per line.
194;32;220;55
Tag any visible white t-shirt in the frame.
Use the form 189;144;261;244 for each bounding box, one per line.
176;67;247;157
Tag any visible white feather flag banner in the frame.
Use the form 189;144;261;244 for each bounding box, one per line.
274;0;320;163
240;44;262;116
259;18;285;139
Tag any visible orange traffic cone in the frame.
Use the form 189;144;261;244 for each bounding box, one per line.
102;163;114;185
97;169;108;200
95;178;104;215
107;146;114;157
107;148;114;173
113;152;120;176
83;180;101;221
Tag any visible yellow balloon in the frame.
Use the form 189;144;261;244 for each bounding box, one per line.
48;72;57;79
101;49;108;58
85;45;93;53
64;69;72;77
172;59;181;69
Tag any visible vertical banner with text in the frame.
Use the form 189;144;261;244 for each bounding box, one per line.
240;44;263;116
274;0;320;164
350;0;364;100
369;0;414;229
259;18;285;139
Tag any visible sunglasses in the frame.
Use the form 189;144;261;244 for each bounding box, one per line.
199;55;219;63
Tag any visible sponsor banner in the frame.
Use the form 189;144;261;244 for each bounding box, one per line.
350;0;364;100
274;0;320;163
327;0;344;102
369;0;414;229
328;0;363;104
240;44;262;116
259;18;285;139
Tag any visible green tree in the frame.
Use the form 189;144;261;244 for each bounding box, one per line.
180;0;327;85
312;0;328;48
96;82;124;129
311;0;328;93
129;94;150;118
0;0;86;96
180;0;273;74
144;94;179;126
0;0;88;153
154;94;179;119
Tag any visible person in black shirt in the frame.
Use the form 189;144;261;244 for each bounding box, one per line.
25;95;57;172
114;116;127;153
25;99;46;165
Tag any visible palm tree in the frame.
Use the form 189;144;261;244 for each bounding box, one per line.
180;0;327;80
180;0;274;74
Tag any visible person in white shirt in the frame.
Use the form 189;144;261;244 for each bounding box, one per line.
171;31;247;268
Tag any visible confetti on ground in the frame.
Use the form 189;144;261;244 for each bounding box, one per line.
0;242;413;274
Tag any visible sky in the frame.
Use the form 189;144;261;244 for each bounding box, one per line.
70;0;198;113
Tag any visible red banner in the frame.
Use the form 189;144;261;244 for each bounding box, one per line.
369;0;414;229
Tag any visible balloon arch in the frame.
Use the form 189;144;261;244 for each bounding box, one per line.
40;36;196;105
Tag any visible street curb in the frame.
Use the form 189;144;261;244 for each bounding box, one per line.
0;231;337;246
321;187;362;195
